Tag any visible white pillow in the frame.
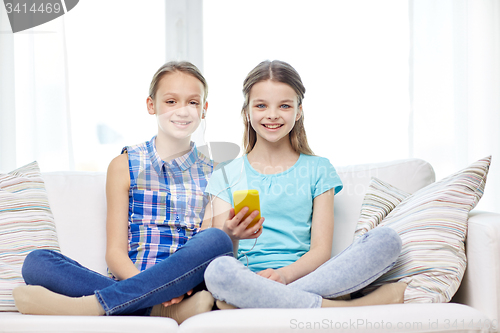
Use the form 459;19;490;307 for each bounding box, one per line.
355;156;491;303
0;162;60;311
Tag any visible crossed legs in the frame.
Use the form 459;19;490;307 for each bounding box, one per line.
205;227;405;308
13;228;233;319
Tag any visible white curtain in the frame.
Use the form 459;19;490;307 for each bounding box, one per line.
3;0;499;218
0;6;73;172
0;9;16;172
410;0;500;213
0;0;178;173
203;0;411;166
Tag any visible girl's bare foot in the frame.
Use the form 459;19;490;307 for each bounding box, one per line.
215;299;238;310
321;282;407;308
13;285;104;316
150;290;215;324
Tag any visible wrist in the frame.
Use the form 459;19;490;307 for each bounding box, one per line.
276;268;288;285
222;224;237;241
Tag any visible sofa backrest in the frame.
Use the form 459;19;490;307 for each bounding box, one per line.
42;172;107;275
41;158;435;275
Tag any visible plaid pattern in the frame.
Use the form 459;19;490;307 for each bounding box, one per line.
123;137;212;272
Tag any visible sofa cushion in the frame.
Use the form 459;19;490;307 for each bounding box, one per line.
0;312;178;333
355;156;491;303
178;303;493;333
0;162;60;311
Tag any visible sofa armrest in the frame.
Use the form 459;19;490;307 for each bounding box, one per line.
452;210;500;325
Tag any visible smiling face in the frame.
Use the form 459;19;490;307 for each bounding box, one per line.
248;79;302;146
147;71;207;142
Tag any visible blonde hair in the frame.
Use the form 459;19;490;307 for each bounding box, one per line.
241;60;314;155
149;61;208;103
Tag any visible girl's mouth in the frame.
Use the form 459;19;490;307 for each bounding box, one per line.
262;124;283;129
172;121;192;126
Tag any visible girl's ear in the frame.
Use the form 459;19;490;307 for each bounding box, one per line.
202;101;208;119
147;96;156;115
296;105;303;121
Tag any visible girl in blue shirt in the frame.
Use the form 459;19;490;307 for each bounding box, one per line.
203;60;407;308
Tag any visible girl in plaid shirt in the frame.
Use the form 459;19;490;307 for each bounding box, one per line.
14;62;233;323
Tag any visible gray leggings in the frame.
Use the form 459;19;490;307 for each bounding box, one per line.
204;227;402;308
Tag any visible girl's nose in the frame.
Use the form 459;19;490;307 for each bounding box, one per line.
266;107;279;119
175;105;190;116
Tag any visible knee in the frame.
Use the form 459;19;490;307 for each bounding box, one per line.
22;249;54;284
198;228;233;255
373;227;402;258
24;249;55;265
204;256;237;291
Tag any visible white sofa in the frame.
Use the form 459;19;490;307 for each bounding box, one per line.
1;158;499;333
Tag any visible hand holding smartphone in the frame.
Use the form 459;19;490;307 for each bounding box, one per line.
233;190;261;229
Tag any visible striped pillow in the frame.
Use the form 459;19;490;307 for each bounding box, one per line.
354;178;410;239
0;162;60;311
355;156;491;303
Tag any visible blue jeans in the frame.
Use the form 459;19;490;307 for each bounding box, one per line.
205;227;402;308
22;228;233;315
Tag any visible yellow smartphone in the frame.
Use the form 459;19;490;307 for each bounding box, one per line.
233;190;261;229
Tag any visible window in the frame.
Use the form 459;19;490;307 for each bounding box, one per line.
203;0;410;165
64;0;165;171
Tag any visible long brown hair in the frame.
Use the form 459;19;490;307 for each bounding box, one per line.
241;60;314;155
149;61;208;103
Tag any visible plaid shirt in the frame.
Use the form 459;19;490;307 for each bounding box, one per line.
123;137;212;272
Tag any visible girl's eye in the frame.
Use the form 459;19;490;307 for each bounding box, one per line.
166;100;176;104
190;101;200;106
281;104;291;109
256;104;266;109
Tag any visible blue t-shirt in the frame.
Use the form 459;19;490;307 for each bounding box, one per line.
205;154;343;272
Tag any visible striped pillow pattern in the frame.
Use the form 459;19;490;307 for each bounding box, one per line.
354;178;410;239
355;156;491;303
0;161;60;311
